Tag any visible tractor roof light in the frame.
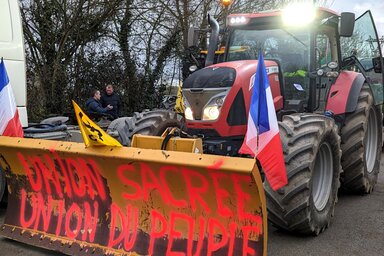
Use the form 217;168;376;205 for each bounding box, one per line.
282;2;316;27
228;16;249;26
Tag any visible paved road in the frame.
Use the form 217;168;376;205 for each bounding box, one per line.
0;153;383;255
268;152;384;256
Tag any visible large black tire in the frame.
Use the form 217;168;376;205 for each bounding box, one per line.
131;109;181;136
264;114;342;235
340;85;382;193
108;109;181;146
107;117;136;146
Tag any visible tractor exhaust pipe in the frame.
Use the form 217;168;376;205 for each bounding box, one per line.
205;14;220;67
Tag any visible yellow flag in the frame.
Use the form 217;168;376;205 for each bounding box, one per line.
72;100;122;147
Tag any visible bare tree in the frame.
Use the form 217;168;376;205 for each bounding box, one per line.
108;0;183;113
21;0;123;117
21;0;335;120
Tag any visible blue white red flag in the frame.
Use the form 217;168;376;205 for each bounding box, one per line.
0;59;24;137
239;50;287;190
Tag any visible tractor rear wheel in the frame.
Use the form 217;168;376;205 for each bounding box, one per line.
108;109;181;146
340;85;382;193
264;114;341;235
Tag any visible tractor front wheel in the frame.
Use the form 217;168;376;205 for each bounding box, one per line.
264;114;341;235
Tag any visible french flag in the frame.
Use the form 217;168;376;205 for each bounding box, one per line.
239;50;287;190
0;59;24;137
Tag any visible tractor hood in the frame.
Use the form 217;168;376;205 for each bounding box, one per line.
183;66;237;89
184;60;280;90
183;60;282;137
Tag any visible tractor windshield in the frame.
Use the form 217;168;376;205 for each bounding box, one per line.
227;27;311;103
227;28;310;72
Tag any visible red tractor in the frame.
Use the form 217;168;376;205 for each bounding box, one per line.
181;6;383;235
112;6;384;235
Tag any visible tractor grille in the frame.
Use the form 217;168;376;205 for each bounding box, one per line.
183;88;229;120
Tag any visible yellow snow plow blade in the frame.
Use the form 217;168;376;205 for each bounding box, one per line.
0;136;267;255
131;134;203;153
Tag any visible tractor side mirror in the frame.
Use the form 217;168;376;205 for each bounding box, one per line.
339;12;355;37
373;57;384;73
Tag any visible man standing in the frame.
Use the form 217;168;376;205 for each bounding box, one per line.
100;84;121;119
85;89;113;114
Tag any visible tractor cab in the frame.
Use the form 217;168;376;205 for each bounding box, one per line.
191;7;357;113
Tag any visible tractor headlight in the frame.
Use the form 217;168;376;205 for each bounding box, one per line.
185;107;194;120
183;97;194;120
203;106;220;120
202;93;227;121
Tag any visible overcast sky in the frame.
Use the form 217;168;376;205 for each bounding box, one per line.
330;0;384;37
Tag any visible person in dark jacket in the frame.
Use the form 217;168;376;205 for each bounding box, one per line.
100;84;121;119
85;89;113;114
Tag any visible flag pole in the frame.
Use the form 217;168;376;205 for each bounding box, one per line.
255;48;263;157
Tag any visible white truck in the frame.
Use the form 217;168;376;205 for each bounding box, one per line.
0;0;28;127
0;0;86;142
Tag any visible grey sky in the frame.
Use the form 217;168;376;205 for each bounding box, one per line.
330;0;384;36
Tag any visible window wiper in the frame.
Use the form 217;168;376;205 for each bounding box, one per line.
282;29;308;48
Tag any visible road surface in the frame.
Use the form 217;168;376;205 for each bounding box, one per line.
0;153;383;255
268;152;384;255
